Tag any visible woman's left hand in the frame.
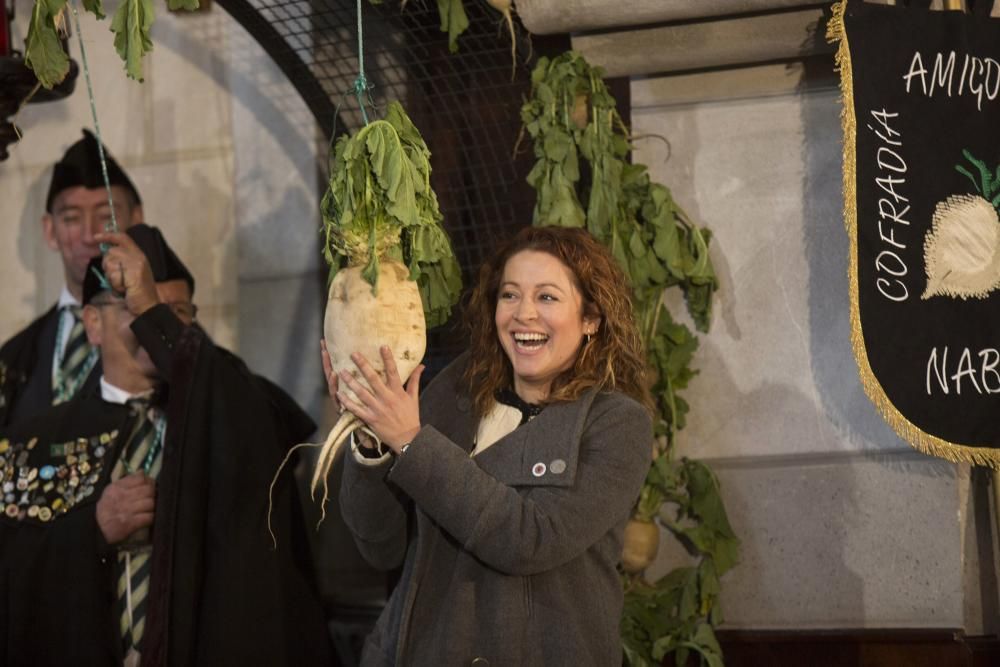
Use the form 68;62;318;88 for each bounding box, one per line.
337;346;424;454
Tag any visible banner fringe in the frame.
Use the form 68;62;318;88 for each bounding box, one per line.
832;0;1000;471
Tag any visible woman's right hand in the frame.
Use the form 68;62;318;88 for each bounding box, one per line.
324;340;385;454
321;339;341;413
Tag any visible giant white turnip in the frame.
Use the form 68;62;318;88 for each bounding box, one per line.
269;101;461;536
310;260;428;504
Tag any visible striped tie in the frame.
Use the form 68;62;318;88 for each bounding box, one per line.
114;400;164;655
53;306;99;404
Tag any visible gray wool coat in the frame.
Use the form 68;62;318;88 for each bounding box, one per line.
340;355;652;667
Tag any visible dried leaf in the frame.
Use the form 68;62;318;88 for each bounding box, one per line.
110;0;155;81
436;0;469;53
24;0;70;89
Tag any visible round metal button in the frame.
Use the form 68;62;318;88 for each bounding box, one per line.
550;459;567;474
531;462;546;477
470;658;490;667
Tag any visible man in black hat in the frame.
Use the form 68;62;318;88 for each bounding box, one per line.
0;225;332;666
0;129;143;427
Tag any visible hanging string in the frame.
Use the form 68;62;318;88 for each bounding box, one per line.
354;0;370;126
68;1;116;292
329;0;376;155
68;1;119;249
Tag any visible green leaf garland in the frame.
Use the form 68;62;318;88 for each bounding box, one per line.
522;51;737;667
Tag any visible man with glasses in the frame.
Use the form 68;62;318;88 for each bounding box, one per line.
0;129;143;427
0;224;332;666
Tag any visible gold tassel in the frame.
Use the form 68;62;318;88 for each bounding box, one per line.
831;0;1000;470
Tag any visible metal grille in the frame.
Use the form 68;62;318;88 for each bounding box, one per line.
216;0;568;374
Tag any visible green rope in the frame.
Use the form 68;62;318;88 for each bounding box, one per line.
69;2;114;290
68;1;119;250
354;0;370;126
330;0;373;145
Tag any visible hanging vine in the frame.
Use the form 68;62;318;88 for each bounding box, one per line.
521;51;739;667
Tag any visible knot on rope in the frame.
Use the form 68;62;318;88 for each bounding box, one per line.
354;73;371;126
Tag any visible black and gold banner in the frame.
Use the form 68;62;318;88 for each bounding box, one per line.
829;0;1000;467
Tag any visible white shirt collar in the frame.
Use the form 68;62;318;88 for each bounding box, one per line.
57;285;79;309
100;377;155;405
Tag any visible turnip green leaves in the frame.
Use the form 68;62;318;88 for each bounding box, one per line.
321;101;462;329
25;0;199;87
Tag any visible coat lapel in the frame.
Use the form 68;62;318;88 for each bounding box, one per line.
471;387;599;488
420;354;600;488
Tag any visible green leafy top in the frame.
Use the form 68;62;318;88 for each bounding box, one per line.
321;101;462;328
435;0;469;53
25;0;199;87
522;51;719;440
623;458;738;667
956;149;1000;210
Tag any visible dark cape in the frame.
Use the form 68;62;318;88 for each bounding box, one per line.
0;304;332;667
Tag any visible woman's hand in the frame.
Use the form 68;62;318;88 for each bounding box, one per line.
323;340;381;452
337;346;423;453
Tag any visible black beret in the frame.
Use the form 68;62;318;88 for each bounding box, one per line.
46;129;141;213
82;224;195;305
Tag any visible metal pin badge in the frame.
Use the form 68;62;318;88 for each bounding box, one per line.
532;462;547;477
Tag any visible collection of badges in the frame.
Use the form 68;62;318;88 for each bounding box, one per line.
0;430;118;523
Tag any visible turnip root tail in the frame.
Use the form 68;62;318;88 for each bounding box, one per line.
267;441;323;549
310;411;362;528
266;411;365;549
486;0;517;80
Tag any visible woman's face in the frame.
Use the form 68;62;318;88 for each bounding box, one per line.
495;250;600;403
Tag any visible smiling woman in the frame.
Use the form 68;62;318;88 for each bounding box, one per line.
495;250;600;404
334;225;654;666
465;225;652;417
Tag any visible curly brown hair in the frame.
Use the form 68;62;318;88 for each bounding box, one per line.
461;226;652;418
